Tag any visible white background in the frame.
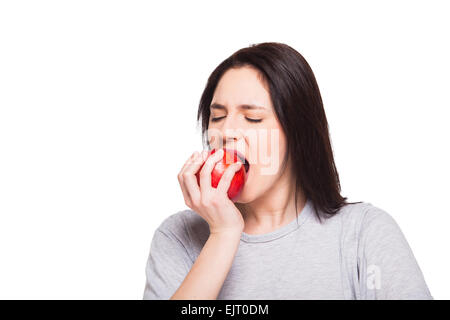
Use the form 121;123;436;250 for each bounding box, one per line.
0;0;448;299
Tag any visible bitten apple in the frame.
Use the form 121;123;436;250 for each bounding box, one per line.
195;148;248;201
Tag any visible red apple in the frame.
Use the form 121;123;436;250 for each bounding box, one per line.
195;148;248;201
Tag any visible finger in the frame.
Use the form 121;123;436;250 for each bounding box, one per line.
182;174;201;206
178;152;199;207
216;161;243;195
184;149;209;175
192;149;210;167
199;148;224;191
181;151;208;205
179;151;199;175
179;180;192;208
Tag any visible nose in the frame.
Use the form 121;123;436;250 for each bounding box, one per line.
207;115;245;150
221;116;245;147
223;129;240;145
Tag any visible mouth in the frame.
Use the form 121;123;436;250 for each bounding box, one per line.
224;148;250;173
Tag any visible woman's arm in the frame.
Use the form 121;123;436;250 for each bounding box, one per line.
170;230;241;300
172;149;246;299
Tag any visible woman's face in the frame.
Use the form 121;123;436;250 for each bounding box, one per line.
207;66;290;203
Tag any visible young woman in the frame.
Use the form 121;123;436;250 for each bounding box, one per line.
143;42;433;300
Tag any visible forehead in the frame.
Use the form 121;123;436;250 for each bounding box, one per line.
211;66;272;110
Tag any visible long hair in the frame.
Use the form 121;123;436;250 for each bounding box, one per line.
196;42;361;223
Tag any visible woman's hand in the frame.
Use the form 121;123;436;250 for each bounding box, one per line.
177;149;245;236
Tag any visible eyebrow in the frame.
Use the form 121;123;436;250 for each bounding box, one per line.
210;103;267;111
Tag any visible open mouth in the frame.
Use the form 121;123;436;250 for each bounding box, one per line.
227;149;250;173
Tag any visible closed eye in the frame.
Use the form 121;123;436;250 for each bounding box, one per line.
246;117;262;123
210;116;225;122
210;116;262;123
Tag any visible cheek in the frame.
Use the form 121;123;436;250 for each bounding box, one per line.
244;162;280;195
237;151;284;203
261;127;286;176
276;126;288;166
244;127;286;178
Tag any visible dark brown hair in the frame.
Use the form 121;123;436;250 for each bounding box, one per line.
196;42;361;223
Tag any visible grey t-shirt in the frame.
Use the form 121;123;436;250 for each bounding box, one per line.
143;199;433;299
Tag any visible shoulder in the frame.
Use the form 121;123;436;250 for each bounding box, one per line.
345;202;399;234
331;201;399;239
156;208;210;245
337;201;389;221
330;201;414;269
336;201;408;251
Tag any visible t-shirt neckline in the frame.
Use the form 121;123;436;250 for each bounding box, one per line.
240;198;313;243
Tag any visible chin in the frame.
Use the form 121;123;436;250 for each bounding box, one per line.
233;188;259;204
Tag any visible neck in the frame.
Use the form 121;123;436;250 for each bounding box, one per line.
236;173;306;235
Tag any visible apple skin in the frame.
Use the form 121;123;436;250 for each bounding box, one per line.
195;148;247;201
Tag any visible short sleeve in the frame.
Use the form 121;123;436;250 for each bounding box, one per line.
357;206;433;300
143;223;194;300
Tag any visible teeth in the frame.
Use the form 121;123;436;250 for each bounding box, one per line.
227;148;250;173
235;152;250;173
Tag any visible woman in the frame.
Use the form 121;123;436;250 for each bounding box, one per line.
143;42;432;300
